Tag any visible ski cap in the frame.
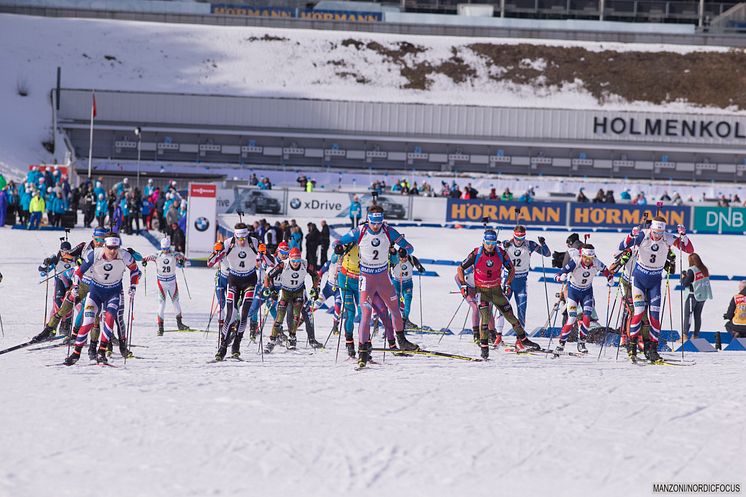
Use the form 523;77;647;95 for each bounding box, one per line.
60;241;72;252
234;227;249;239
650;220;666;232
160;238;171;250
483;229;498;245
581;247;596;258
104;236;121;248
367;212;384;225
513;226;526;241
93;227;108;238
278;241;289;254
289;248;302;262
258;243;267;254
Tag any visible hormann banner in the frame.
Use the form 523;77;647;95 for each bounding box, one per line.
593;116;746;141
211;4;382;21
569;204;689;228
446;199;567;226
693;206;746;234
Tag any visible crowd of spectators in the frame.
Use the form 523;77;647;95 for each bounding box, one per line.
245;218;331;271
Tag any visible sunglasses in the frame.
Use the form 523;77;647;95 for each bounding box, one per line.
483;240;497;245
289;258;302;264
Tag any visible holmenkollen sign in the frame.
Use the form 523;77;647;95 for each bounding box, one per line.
593;116;746;141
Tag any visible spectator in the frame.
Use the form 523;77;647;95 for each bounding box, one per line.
633;192;647;205
660;191;672;202
170;222;186;254
50;191;67;227
604;190;616;204
306;178;315;192
166;200;180;235
143;178;156;198
266;221;280;253
724;281;746;338
0;186;6;227
289;226;303;251
19;186;31;225
620;188;632;201
249;173;259;186
305;223;321;268
82;188;95;228
518;189;534;203
95;193;108;228
112;200;124;234
672;192;683;206
576;188;589;203
28;191;45;229
409;182;419;196
129;189;142;234
319;220;330;265
349;195;362;228
681;253;712;339
488;188;497;200
501;188;513;201
592;189;605;203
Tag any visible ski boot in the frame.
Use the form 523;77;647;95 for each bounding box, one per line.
88;340;98;361
577;341;588;354
59;319;72;338
331;321;339;336
515;335;541;352
489;329;497;344
357;342;371;368
627;336;638;359
106;340;114;358
32;326;55;343
249;321;258;343
554;341;566;354
64;347;83;366
96;344;109;364
231;332;244;359
345;339;356;358
264;336;278;354
472;327;480;344
395;331;419;351
404;319;417;331
119;338;133;359
643;339;663;364
480;339;490;360
308;336;323;349
214;343;228;362
176;314;190;331
287;334;297;350
157;318;165;337
492;332;502;348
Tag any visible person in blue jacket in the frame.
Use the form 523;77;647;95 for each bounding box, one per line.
348;195;362;228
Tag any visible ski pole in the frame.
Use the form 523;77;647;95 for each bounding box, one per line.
181;267;192;300
545;283;566;356
540;249;552;340
204;292;217;339
334;286;346;364
327;285;345;348
44;276;50;326
678;234;685;361
125;295;135;365
144;265;147;296
418;272;423;331
667;275;676;347
0;311;4;337
438;295;465;345
257;303;271;364
597;282;619;360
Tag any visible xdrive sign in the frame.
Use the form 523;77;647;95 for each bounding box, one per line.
593;116;746;141
287;192;346;216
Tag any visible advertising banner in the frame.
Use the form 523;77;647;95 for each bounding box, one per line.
411;196;447;223
569;203;689;228
186;183;218;259
446;199;567;226
287;191;350;218
693;206;746;234
216;186;285;215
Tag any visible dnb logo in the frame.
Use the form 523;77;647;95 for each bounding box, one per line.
194;217;210;232
103;263;113;271
290;198;301;209
371;238;381;247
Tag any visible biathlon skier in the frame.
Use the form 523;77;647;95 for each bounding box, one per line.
207;222;261;361
390;248;425;330
495;225;551;345
553;244;613;354
618;216;693;363
142;237;189;335
64;233;140;365
336;205;419;368
457;228;540;359
454;266;496;343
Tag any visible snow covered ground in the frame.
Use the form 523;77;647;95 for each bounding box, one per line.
1;223;745;497
1;13;744;176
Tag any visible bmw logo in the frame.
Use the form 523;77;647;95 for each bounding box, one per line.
371;238;381;247
290;198;301;209
292;273;299;278
164;259;170;265
64;264;71;269
514;250;521;257
651;244;659;251
583;271;590;277
195;217;210;232
486;260;494;267
103;263;113;271
238;251;247;259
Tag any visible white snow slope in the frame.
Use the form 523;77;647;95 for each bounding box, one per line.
1;13;743;176
0;223;745;497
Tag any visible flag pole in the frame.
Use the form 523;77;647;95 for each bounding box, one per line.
87;90;96;179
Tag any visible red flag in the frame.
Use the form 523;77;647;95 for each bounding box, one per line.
92;92;97;119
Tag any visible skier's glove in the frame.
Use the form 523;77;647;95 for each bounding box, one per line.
270;290;278;301
213;241;224;252
538;236;546;246
309;288;319;300
262;288;271;299
554;274;564;283
631;226;640;237
38;265;48;275
415;264;425;273
141;260;148;267
43;257;52;267
460;285;468;298
389;246;397;255
502;284;512;298
398;248;408;259
677;224;686;235
334;244;345;255
128;285;137;298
